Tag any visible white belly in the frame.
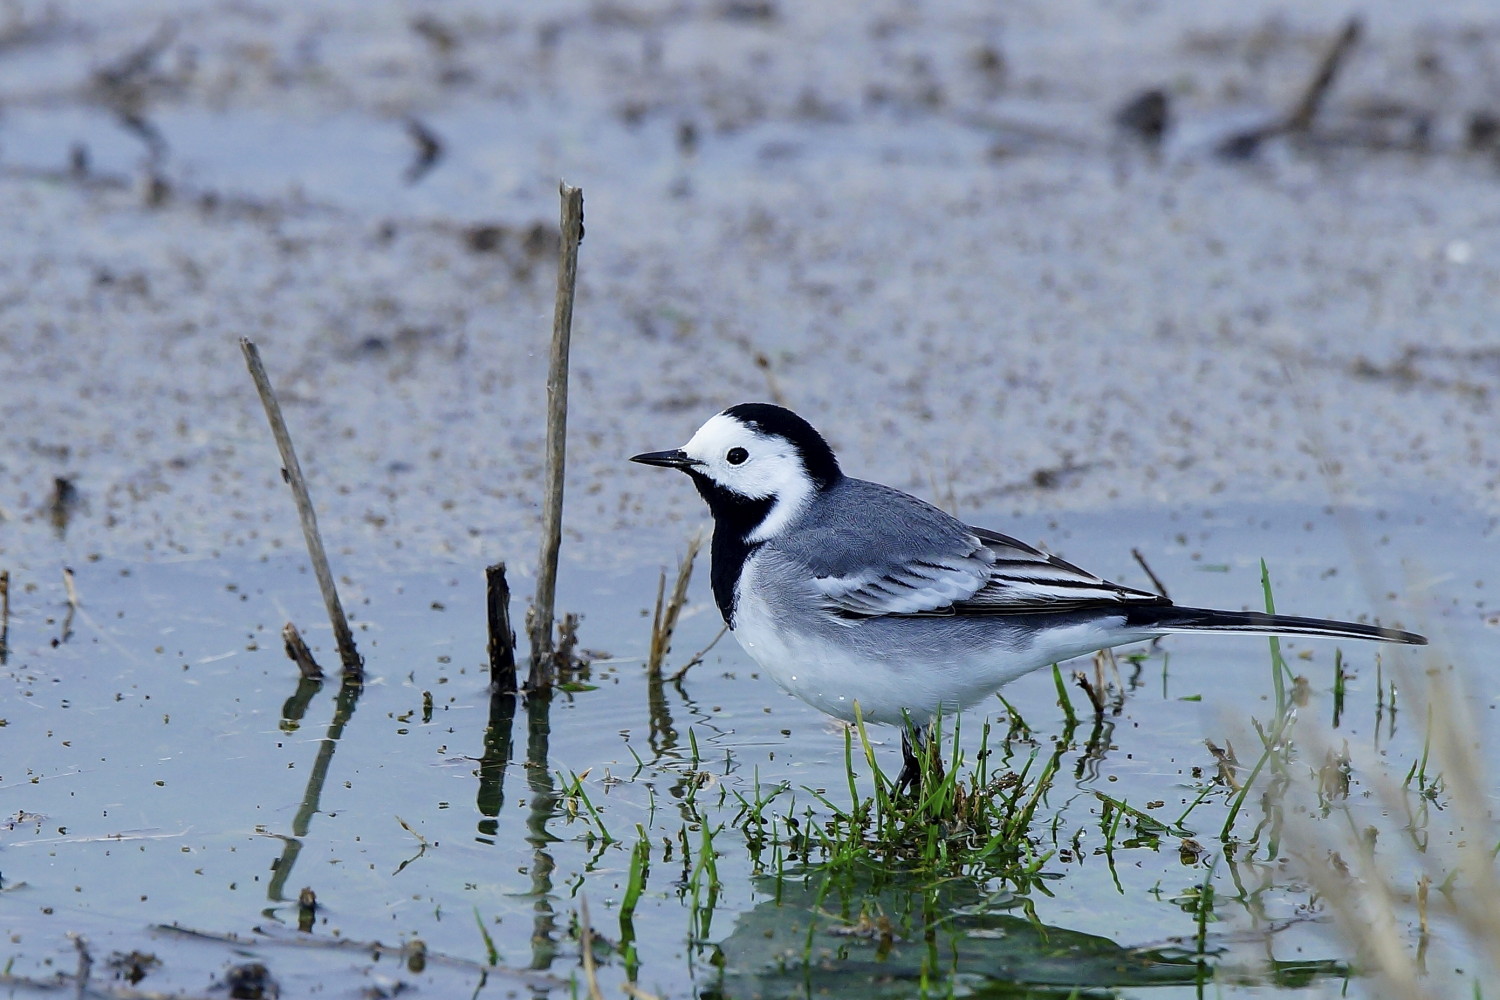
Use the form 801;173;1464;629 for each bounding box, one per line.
730;558;1137;727
732;590;916;725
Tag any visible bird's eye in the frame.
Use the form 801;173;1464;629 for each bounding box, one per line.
726;447;749;465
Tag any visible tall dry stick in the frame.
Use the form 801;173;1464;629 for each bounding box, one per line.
0;569;10;662
241;337;363;680
528;182;584;689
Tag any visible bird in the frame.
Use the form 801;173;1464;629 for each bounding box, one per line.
630;402;1426;791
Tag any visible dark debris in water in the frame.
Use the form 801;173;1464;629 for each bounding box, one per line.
106;949;161;986
220;961;276;999
1115;88;1172;146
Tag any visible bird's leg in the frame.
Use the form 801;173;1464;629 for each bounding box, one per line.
895;723;943;797
896;729;921;797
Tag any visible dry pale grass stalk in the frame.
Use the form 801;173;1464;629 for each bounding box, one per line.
578;896;605;1000
1272;359;1479;995
1276;641;1500;999
645;532;702;678
57;566;78;644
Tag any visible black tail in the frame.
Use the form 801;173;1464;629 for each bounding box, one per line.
1124;605;1426;646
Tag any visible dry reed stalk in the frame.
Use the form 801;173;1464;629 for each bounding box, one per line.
528;181;584;690
241;337;363;680
578;896;605;1000
646;533;702;677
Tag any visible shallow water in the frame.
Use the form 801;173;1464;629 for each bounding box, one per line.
4;497;1493;997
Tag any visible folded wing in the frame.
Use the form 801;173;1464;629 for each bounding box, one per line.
798;481;1166;618
955;527;1168;613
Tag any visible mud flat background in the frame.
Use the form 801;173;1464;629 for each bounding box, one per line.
3;2;1500;998
0;1;1498;577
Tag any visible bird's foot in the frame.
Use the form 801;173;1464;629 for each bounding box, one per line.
895;728;943;798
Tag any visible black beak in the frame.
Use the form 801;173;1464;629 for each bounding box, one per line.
630;448;701;470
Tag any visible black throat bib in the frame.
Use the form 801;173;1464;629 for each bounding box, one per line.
688;473;773;627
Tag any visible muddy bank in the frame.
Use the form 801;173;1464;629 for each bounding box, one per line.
1;2;1497;581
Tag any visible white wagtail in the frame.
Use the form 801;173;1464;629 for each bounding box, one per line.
632;403;1426;788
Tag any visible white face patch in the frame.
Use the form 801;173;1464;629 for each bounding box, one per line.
680;412;815;542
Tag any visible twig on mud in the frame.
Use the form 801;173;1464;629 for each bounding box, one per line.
487;562;519;693
240;337;363;681
281;622;323;681
1283;16;1363;134
528;181;584;690
403;117;444;185
92;22;176;95
646;533;702;678
90;22;175;174
1216;15;1362;157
